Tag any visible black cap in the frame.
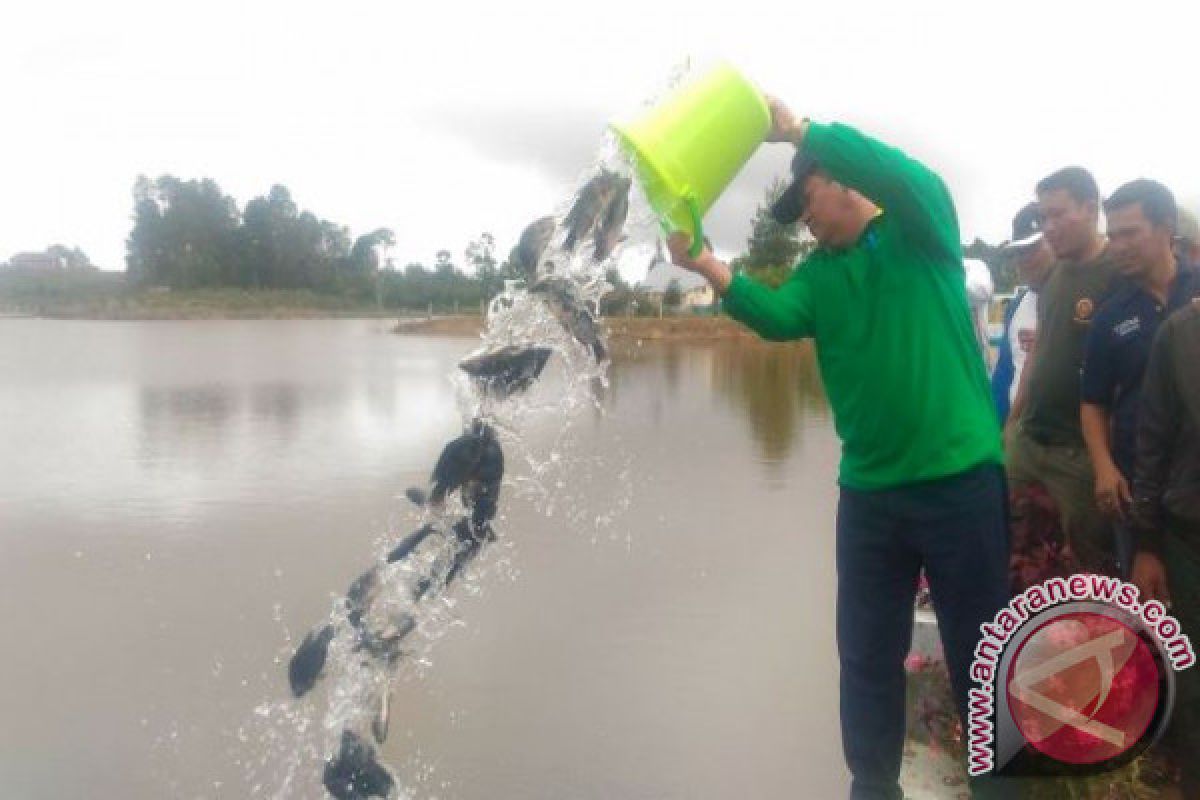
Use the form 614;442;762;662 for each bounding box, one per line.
770;149;821;225
1003;202;1043;251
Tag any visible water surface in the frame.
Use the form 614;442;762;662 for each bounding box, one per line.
0;318;851;799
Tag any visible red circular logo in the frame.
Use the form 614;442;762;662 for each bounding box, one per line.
1006;612;1159;765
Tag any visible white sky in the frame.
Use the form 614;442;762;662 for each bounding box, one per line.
6;0;1200;283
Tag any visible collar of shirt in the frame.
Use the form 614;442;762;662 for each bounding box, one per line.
1104;264;1200;330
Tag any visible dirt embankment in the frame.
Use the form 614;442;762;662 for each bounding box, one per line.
393;314;757;340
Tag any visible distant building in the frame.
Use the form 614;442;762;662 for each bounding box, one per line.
637;248;715;311
7;252;64;271
678;283;715;309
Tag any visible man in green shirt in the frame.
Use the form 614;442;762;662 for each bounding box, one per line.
668;98;1011;799
1006;167;1117;574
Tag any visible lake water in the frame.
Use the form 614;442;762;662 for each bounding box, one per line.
0;318;865;799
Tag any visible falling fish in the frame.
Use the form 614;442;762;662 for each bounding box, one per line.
290;166;626;798
289;418;506;703
562;169;629;258
530;275;608;363
458;345;553;400
424;420;504;528
286;525;426;699
370;687;391;745
288;624;335;697
385;522;436;564
592;174;630;261
513;216;556;282
323;730;394;800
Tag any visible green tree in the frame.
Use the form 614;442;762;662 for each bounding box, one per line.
239;185;299;288
349;228;396;273
46;244;93;270
125;175;240;288
663;278;682;310
465;232;499;299
730;178;814;286
600;267;635;316
126;175;164;284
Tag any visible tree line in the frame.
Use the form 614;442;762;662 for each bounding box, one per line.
126;176;396;296
121;174;685;313
4;174;1015;313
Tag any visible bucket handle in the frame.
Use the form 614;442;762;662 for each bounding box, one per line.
685;195;704;258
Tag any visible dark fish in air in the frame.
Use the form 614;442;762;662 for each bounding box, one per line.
562;169;624;254
530;275;608;362
458;345;553;399
323;730;395;800
514;216;556;282
288;624;335;698
592;174;631;261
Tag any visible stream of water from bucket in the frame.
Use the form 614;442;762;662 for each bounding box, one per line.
237;113;680;798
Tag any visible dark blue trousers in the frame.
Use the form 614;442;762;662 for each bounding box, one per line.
836;463;1013;799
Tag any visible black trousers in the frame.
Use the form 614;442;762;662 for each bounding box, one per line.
836;463;1015;799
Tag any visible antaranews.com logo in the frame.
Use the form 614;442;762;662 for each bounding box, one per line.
967;574;1195;777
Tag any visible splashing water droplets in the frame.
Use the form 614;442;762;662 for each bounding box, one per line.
248;119;650;800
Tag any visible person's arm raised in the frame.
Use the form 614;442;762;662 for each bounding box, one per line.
667;232;813;342
763;96;958;259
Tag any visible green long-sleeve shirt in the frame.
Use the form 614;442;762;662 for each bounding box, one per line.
722;122;1002;490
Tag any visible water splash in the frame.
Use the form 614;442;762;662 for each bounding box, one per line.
242;128;652;799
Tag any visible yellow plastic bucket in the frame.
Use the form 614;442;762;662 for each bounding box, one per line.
611;63;770;257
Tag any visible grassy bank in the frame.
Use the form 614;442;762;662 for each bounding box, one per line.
0;271;423;319
0;270;750;332
24;287;403;320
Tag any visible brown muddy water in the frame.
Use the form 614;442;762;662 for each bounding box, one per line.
0;318;868;799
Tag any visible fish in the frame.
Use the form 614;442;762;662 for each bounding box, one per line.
386;523;436;564
345;568;380;613
562;169;624;254
370;688;392;745
463;432;503;528
323;730;395;800
458;345;553;400
443;517;494;587
428;421;504;526
514;216;556;283
292;415;508;792
288;623;335;698
592;174;630;261
290;565;384;697
530;276;608;362
428;424;487;504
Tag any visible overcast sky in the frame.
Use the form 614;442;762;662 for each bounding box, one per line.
6;0;1200;282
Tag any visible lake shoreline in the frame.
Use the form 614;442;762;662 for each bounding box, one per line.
394;314;760;341
5;308;762;341
17;307;406;321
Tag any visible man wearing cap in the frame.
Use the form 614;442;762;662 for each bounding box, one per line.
965;258;996;368
1081;179;1200;578
667;99;1012;800
1006;167;1118;574
991;203;1056;422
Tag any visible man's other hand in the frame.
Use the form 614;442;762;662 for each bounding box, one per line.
1132;551;1171;607
666;232;732;294
1094;463;1133;519
667;231;710;272
764;95;804;144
